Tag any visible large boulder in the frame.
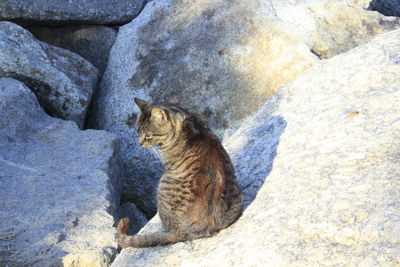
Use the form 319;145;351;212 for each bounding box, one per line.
27;25;118;76
0;0;145;25
90;0;399;213
0;78;121;267
111;29;400;266
0;22;98;128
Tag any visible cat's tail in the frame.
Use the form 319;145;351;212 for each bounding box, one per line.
117;218;188;248
117;217;130;235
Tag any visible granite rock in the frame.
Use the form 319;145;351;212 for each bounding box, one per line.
0;21;98;128
111;29;400;267
0;78;121;267
28;25;118;76
368;0;400;17
90;0;399;213
0;0;145;25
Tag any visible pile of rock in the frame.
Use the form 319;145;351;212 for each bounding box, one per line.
0;0;399;266
0;78;120;266
90;0;399;215
0;2;146;266
113;28;400;267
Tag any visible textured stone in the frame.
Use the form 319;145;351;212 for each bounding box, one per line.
279;0;399;58
90;0;399;214
111;29;400;266
0;78;121;267
369;0;400;17
0;22;98;128
0;0;145;25
27;25;118;76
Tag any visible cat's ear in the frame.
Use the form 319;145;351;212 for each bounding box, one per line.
133;98;149;112
151;108;168;121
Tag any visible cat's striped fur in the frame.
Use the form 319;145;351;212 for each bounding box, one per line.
117;98;243;248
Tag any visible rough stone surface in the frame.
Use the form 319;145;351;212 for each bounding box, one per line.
0;78;121;267
27;25;118;76
111;30;400;266
0;21;98;129
369;0;400;17
90;0;399;213
120;203;149;235
0;0;145;25
274;0;399;59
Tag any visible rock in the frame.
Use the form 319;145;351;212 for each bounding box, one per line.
27;25;118;76
0;0;145;25
368;0;400;17
111;29;400;266
287;0;399;58
0;21;98;129
90;0;399;214
120;203;148;234
0;78;121;266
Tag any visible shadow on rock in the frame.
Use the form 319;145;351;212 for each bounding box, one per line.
224;95;286;208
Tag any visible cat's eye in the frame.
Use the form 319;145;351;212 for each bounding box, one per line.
145;134;152;139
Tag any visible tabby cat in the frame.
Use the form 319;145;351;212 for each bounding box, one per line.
117;98;243;248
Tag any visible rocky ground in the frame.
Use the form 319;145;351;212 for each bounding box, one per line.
0;0;399;266
113;28;400;267
0;78;120;266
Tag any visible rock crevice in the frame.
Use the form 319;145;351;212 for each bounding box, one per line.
0;21;98;129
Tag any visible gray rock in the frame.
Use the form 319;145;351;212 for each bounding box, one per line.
27;25;118;76
0;78;121;267
0;0;145;25
369;0;400;17
90;0;399;213
111;29;400;266
0;21;98;129
120;203;148;235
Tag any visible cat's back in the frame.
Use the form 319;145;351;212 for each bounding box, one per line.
158;128;242;233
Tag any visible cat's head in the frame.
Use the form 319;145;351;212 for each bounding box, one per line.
133;98;186;149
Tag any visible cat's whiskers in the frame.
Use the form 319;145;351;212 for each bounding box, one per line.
150;146;164;163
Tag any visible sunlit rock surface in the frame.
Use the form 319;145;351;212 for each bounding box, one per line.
90;0;399;213
112;29;400;267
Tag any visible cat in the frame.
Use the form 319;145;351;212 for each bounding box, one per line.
117;98;243;248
